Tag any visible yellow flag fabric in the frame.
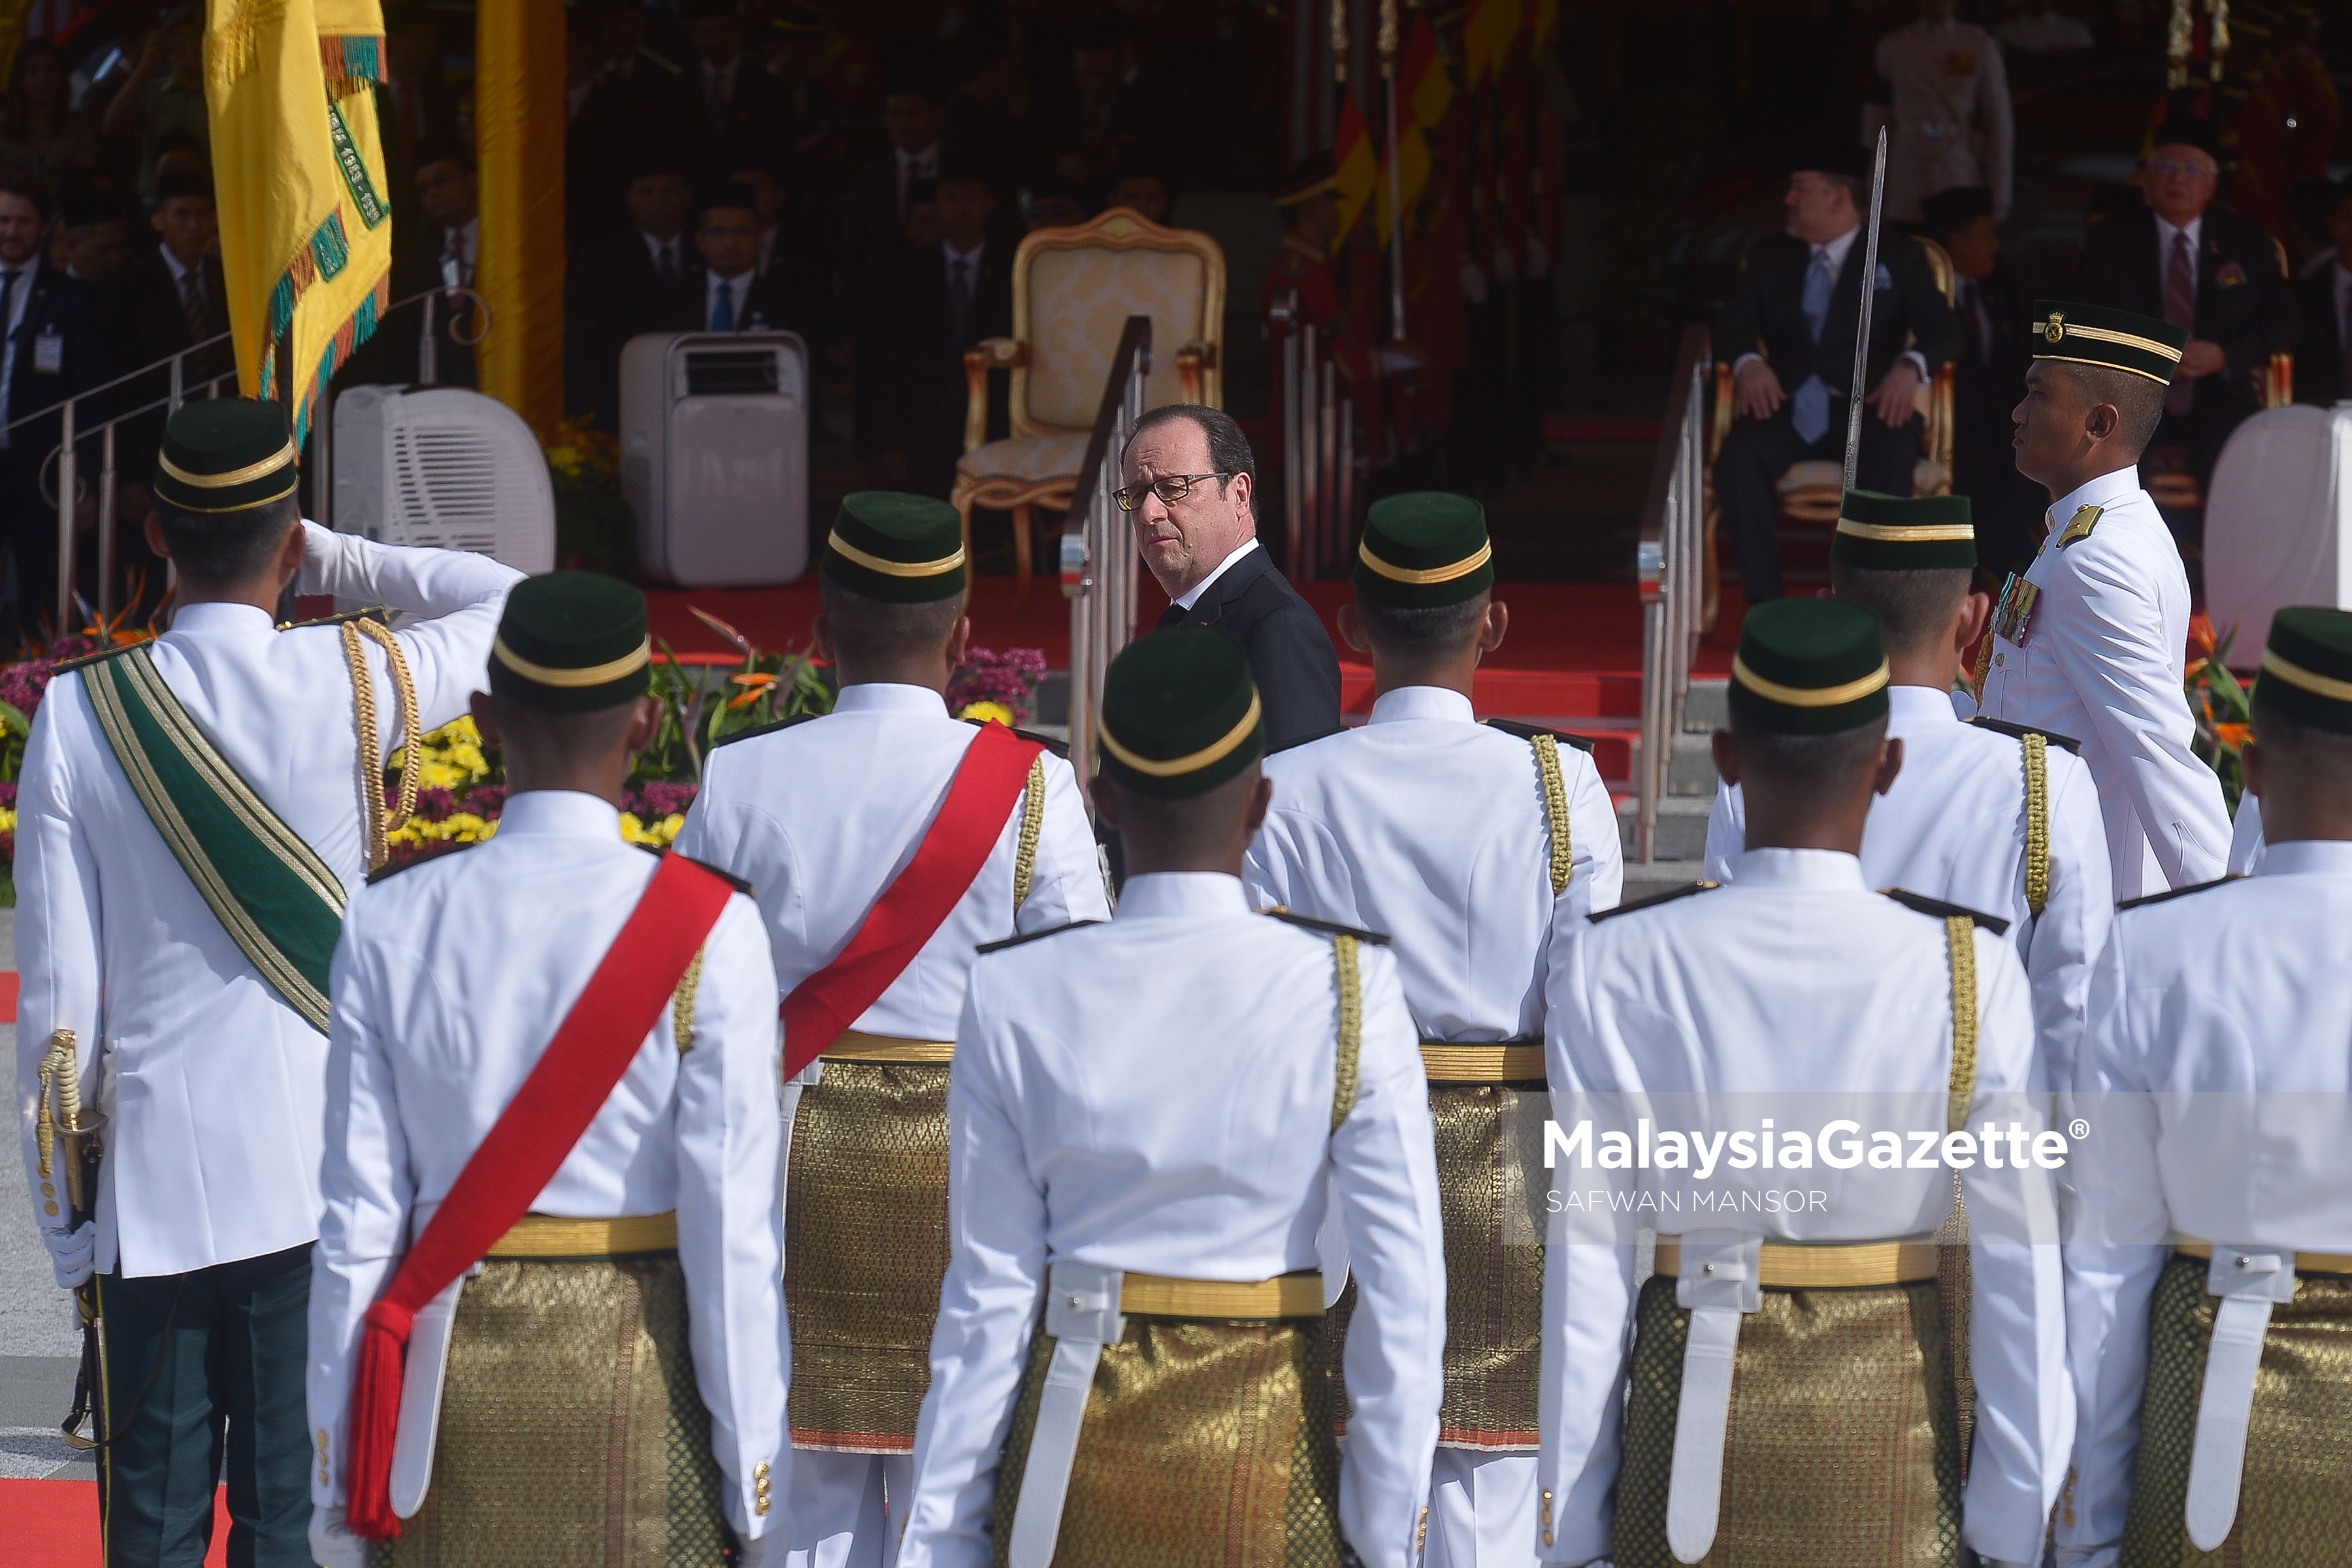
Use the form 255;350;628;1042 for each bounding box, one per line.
1333;94;1380;240
1375;123;1431;248
205;0;390;442
1464;0;1524;85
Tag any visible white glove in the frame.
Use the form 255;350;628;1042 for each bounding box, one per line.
310;1503;370;1568
736;1526;789;1568
42;1220;95;1288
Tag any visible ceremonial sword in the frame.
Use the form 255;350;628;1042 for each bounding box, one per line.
1844;127;1891;494
36;1027;110;1523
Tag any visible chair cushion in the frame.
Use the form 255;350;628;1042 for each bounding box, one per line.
957;433;1092;485
1024;244;1213;429
1775;459;1845;499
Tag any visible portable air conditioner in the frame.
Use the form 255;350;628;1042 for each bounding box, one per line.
619;331;809;587
332;386;556;573
2206;402;2352;657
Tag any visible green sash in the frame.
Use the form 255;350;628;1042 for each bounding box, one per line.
82;647;345;1033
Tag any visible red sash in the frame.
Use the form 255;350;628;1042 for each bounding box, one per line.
779;721;1044;1077
344;853;738;1540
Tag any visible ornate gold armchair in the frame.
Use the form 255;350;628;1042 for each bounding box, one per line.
953;208;1226;606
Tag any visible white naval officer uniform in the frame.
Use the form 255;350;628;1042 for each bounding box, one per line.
895;872;1446;1568
1972;466;2232;900
1705;684;2112;1086
2059;840;2352;1568
1872;14;2014;222
1538;849;2068;1567
306;791;791;1544
1245;683;1622;1567
14;522;519;1281
671;681;1109;1565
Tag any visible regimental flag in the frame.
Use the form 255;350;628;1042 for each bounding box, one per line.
1333;93;1380;240
1463;0;1523;86
1375;122;1431;249
1405;14;1452;131
206;0;393;443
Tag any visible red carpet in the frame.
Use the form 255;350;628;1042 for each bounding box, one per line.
0;1482;229;1565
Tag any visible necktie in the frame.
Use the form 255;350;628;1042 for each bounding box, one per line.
2164;230;2196;417
951;255;972;346
657;243;678;287
1791;248;1835;444
180;268;206;340
711;278;735;332
444;227;466;292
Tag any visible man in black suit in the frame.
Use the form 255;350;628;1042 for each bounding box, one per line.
1921;183;2043;577
1126;404;1341;749
381;140;480;387
566;0;691;248
564;155;698;428
2293;177;2351;407
1712;149;1962;603
879;161;1012;500
2069;93;2299;499
0;176;101;643
688;180;806;336
683;0;792;178
838;67;943;478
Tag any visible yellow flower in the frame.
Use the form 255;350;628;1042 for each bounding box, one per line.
391;717;493;791
619;811;688;849
388;811;499;847
0;807;17;834
956;701;1016;727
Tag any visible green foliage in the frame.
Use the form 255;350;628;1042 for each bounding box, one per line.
633;607;834;786
2186;625;2252;813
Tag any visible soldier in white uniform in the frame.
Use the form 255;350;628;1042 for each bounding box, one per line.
1974;300;2232;899
14;399;518;1565
304;572;789;1567
1244;491;1620;1567
1707;487;2111;1086
1873;0;2015;222
672;493;1108;1567
2059;605;2352;1568
1539;598;2068;1568
897;625;1446;1568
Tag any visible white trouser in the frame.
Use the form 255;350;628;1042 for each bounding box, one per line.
1423;1449;1541;1568
783;1450;915;1568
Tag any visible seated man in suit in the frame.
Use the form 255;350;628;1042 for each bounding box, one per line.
2293;176;2351;407
564;153;698;428
2070;90;2299;504
881;159;1013;502
1712;146;1961;603
691;179;803;336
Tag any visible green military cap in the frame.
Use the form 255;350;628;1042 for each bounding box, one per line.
153;398;299;515
2031;299;2187;387
2254;606;2352;736
1831;489;1976;571
821;492;968;604
1098;625;1265;798
1729;598;1891;735
489;572;653;713
1355;491;1494;608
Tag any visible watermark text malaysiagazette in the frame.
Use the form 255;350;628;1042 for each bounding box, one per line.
1542;1118;2068;1175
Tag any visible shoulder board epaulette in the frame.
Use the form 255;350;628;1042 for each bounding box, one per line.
1261;909;1393;944
1588;880;1718;923
1267;725;1347;755
663;851;753;895
365;840;478;885
2117;875;2238;912
1967;715;2084;754
975;918;1103;955
2055;504;2103;548
1882;887;2012;936
710;711;823;750
1484;717;1597;752
48;640;142;674
276;604;389;632
959;717;1071;759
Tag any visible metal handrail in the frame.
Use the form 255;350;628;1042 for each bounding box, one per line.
1634;322;1713;862
1059;314;1153;811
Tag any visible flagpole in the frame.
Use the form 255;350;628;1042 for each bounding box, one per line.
1380;0;1405;341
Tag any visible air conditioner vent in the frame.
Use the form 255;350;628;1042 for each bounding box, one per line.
683;348;781;397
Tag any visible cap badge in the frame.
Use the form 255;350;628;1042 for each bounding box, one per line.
2043;311;2066;344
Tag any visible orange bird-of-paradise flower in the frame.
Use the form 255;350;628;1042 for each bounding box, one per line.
2213;722;2252;750
725;671;778;709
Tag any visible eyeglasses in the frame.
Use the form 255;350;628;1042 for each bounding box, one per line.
1113;472;1231;511
2149;159;2215;180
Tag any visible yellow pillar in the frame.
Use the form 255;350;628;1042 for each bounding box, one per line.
473;0;565;439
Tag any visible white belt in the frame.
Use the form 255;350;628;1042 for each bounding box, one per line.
391;1269;475;1518
2182;1242;2300;1551
1665;1232;1761;1565
1009;1261;1126;1568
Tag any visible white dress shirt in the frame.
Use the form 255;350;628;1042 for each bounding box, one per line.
672;683;1109;1054
1706;684;2112;1086
704;266;753;330
1540;849;2067;1567
15;524;519;1278
306;791;788;1539
641;229;685;278
1249;684;1624;1041
1972;465;2231;898
896;873;1445;1568
436;217;478;293
1171;537;1261;613
2060;840;2352;1562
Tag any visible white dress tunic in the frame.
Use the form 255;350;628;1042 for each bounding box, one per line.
1538;849;2068;1567
1706;683;2112;1088
306;791;790;1541
1972;466;2232;900
14;523;518;1279
896;873;1446;1568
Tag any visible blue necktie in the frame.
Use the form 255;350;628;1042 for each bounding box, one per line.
711;279;735;332
1792;248;1835;445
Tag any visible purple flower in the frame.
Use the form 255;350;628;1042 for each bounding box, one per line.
461;785;508;820
637;780;698;818
948;647;1049;725
411;787;459;822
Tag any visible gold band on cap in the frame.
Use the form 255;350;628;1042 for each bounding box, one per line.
2261;648;2352;704
1357;538;1493;585
2035;316;2183;363
2030;351;2176;387
158;473;301;515
1835;517;1976;542
826;531;966;579
157;442;298;491
1731;655;1891;709
492;635;653;688
1099;690;1264;779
